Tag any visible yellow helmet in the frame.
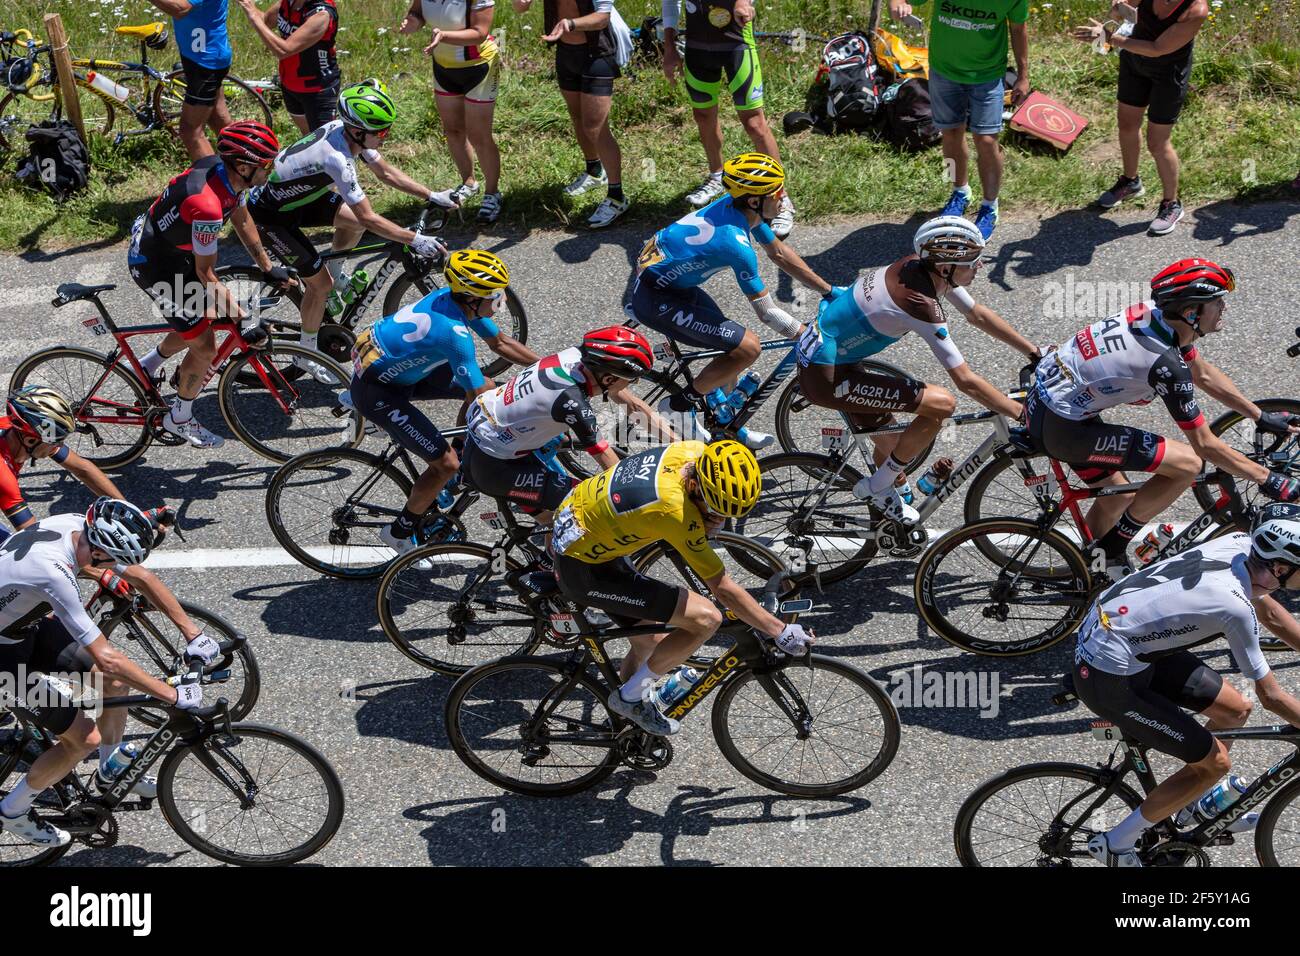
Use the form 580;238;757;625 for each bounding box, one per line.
445;249;510;297
7;385;75;444
694;440;762;518
722;152;785;199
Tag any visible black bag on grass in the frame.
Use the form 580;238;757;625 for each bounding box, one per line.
879;78;941;152
820;33;883;132
15;119;90;201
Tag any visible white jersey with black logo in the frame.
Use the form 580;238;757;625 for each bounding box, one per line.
0;515;99;647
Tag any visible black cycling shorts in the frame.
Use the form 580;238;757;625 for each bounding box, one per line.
1117;49;1193;126
282;84;340;131
128;238;210;339
0;617;95;736
554;552;683;627
349;367;463;461
1026;388;1166;483
250;190;341;278
1073;649;1222;764
555;43;619;96
461;434;575;514
179;55;229;107
629;276;746;352
797;360;926;431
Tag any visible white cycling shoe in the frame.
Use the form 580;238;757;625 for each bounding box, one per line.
606;688;680;737
656;397;711;442
852;479;920;526
0;809;71;847
292;352;337;384
1087;832;1142;867
94;768;158;800
739;429;775;451
163;411;225;449
379;525;433;570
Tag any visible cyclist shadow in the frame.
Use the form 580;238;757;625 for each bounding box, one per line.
1188;197;1299;247
54;845;186;867
984;209;1148;291
792;558;935;653
796;216;930;290
231;578;388;645
404;782;871;866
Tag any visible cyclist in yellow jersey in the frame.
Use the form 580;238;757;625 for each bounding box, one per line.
552;440;814;735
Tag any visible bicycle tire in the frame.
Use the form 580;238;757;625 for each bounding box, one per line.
9;345;152;469
103;601;260;728
158;723;343;865
382;272;528;380
154;69;273;130
376;541;543;674
0;86;114;150
1254;774;1300;866
445;656;621;796
266;446;414;578
731;451;876;585
954;762;1142;867
217;342;361;463
712;654;900;796
1196;399;1300;514
915;517;1093;656
961;451;1071;566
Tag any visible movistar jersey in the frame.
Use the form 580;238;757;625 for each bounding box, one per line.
353;286;499;388
636;195;775;298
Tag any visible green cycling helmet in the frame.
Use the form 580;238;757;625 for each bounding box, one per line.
338;82;397;132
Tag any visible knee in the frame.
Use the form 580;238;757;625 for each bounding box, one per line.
973;133;999;154
441;119;467;141
1162;442;1201;482
735;335;761;365
1206;745;1232;778
689;602;723;634
923;386;958;421
66;718;101;753
431;450;459;478
1233;697;1254;725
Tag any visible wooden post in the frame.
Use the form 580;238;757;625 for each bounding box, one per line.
44;13;86;143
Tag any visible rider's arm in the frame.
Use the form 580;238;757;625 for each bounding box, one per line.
757;235;833;296
56;449;123;499
947;363;1024;420
1242;596;1300;725
1189;354;1264;423
83;633;184;703
435;4;494;46
117;567;203;641
612;386;679;443
228;206;278;273
194;251;247;322
1153;355;1269;481
1108;1;1206;56
147;0;195;17
1186;422;1269;482
944;288;1039;360
1254;592;1300;652
365;155;438;204
485;332;541;367
707;572;785;637
342;195;418;245
1251;672;1300;728
241;4;331;59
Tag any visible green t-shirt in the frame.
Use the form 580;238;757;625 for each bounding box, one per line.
912;0;1028;84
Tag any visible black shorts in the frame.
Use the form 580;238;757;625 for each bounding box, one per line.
179;55;230;107
684;41;764;111
555;43;619;96
1026;388;1166;483
250;191;341;278
1117;49;1193;126
554;553;682;627
461;434;575;514
629;276;746;352
0;617;95;736
128;234;210;338
282;84;340;131
349;367;463;462
1073;649;1222;764
797;360;926;431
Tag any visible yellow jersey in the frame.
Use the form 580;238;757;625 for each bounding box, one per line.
554;441;725;581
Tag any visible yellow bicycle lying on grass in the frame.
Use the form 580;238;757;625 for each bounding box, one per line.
0;22;271;151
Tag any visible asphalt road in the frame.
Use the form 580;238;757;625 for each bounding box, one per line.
3;198;1299;866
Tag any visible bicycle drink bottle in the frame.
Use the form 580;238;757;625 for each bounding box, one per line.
1134;524;1175;565
653;667;703;709
86;72;132;103
326;269;369;317
101;742;140;780
1175;775;1249;827
916;458;955;497
705;388;735;426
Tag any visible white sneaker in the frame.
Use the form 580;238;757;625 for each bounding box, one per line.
852;477;920;525
1087;832;1142;867
163;411;225;449
656;396;710;442
94;768;157;800
564;170;607;197
430;181;480;208
477;192;503;224
588;197;629;229
292;353;337;384
771;194;796;239
0;809;70;847
686;175;725;207
739;428;775;451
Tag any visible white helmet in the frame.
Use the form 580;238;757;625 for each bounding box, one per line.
913;215;985;264
84;496;154;566
1252;503;1300;575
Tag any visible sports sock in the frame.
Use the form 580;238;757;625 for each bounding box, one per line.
607;183;624;202
867;454;908;496
1098;510;1144;560
980;198;999;212
170;397;193;423
140;348;165;376
585;158;603;179
1108;807;1154;852
955;183;972;198
620;661;663;703
301;331;320;353
0;777;37;817
669;388;701;413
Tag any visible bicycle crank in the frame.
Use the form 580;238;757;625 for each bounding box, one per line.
615;729;673;771
66;801;119;849
1148;840;1212;867
145;407;187;446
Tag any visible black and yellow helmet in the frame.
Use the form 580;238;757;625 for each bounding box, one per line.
445;249;510;297
694;440;762;518
722;152;785;199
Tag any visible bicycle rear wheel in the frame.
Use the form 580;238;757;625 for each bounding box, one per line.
383;273;528;380
0;86;114;151
915;518;1092;656
218;342;361;463
954;763;1142;867
158;723;343;865
9;345;152;469
155;69;273;129
445;657;620;796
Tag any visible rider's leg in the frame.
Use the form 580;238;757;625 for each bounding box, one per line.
395;447;460;539
1080;470;1133;539
863;385;955;497
1094;439;1199;559
618;588;719;697
694;329;760;395
171;326;218;414
90;676;132;774
0;713;100;810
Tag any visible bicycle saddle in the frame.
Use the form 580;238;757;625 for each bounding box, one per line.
53;282;115;305
115;22;167;40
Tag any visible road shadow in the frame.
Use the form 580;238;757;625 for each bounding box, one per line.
349;676;452;750
232;577;387;645
984;208;1149;291
1189;197;1300;247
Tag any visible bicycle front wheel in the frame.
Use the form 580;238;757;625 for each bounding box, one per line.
915;518;1092;656
713;655;900;796
377;542;543;674
1196;398;1300;514
218;342;361;463
445;657;620;797
954;763;1142;867
158;724;344;866
10;345;152;469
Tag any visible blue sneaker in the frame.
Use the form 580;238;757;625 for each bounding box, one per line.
941;188;971;218
973;203;999;240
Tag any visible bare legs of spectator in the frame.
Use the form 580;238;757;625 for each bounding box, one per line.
693;104;780;173
1116;101;1145;180
1145;121;1180;203
178;90;233;161
560;89;621;188
940;127;1002;202
434;94;500;195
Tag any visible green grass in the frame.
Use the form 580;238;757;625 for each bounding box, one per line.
1;0;1297;251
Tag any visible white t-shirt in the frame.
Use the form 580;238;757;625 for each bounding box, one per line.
0;514;99;648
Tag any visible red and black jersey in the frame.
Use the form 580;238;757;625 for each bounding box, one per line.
278;0;340;93
140;155;242;258
0;420;70;529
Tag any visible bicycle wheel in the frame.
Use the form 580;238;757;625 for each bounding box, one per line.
155;69;273;129
714;654;899;796
1254;775;1300;866
915;518;1092;656
266;447;414;578
9;346;152;469
377;542;543;674
0;734;71;866
445;656;620;796
731;452;876;585
1195;399;1300;514
961;451;1074;566
954;763;1142;867
382;272;528;380
103;602;260;728
0;82;114;151
218;342;361;463
158;723;343;865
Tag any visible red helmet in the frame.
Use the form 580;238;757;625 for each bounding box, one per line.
217;121;280;167
1151;258;1235;309
580;325;654;381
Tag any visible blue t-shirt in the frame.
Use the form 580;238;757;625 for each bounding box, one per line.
175;0;232;70
638;195;776;298
360;286;500;389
